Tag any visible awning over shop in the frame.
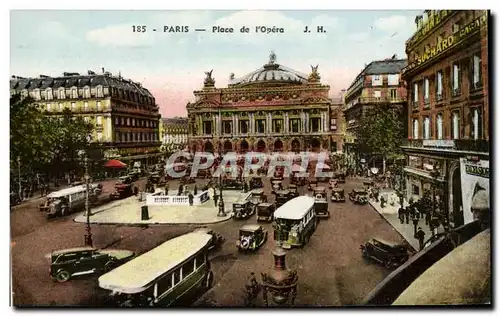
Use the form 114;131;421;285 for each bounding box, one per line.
120;153;164;161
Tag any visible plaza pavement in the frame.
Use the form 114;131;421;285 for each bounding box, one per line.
74;189;251;225
368;188;431;250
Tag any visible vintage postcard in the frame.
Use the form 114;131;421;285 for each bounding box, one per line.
9;9;491;307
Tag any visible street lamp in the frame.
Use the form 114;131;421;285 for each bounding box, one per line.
17;156;22;201
83;156;93;247
216;106;226;217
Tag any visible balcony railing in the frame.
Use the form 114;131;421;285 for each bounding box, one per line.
359;96;406;104
402;139;489;153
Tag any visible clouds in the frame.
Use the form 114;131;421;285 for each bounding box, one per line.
86;24;155;47
374;14;416;35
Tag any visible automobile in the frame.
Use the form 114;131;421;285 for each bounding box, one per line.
256;202;276;222
288;184;299;199
308;179;318;191
329;178;339;189
110;182;136;200
291;175;307;186
349;188;369;204
248;189;265;207
118;175;133;185
360;237;411;269
222;178;244;190
48;247;135;283
193;227;225;251
275;190;291;208
128;171;140;182
236;224;268;252
363;180;375;188
331;188;346;202
233;200;255;220
313;187;329;218
335;172;346;184
249;176;264;190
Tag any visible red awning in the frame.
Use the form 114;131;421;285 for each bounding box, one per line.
104;159;127;168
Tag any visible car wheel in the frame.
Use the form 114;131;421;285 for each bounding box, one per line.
56;270;71;283
384;259;393;269
205;270;214;288
104;261;116;272
304;233;310;245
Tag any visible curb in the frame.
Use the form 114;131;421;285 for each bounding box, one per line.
367;200;417;251
73;214;233;226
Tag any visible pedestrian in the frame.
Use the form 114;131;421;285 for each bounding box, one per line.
165;183;169;195
213;193;219;207
188;193;194;206
416;227;426;251
398;207;405;224
404;206;410;224
244;272;259;307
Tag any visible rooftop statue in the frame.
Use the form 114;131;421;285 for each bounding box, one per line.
269;51;276;64
308;64;321;81
204;69;215;86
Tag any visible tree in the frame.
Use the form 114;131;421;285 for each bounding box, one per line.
357;104;404;173
10;95;94;178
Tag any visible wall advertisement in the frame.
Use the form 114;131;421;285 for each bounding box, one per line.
459;158;489;224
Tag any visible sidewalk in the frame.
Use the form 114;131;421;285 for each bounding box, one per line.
368;189;431;251
73;189;250;225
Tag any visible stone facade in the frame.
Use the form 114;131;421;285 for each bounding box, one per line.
186;53;332;154
401;10;489;227
10;70;162;165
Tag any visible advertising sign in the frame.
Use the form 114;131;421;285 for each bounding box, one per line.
460;158;489;224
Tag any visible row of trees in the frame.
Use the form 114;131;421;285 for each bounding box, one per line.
10;94;101;180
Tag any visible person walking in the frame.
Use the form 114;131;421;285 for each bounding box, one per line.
398;207;405;224
416;227;426;251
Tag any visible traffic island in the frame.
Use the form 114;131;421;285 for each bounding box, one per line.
73;190;249;225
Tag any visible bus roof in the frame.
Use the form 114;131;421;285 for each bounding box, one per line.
46;185;89;198
274;196;315;220
98;232;212;294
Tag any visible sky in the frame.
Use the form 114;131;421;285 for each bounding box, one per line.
10;10;421;117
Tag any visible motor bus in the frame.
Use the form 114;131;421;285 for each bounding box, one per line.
98;232;214;307
272;196;317;249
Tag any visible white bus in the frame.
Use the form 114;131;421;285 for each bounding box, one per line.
273;196;317;249
98;232;214;307
39;184;101;217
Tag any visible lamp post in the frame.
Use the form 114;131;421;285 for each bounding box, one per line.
17;156;22;200
217;105;226;217
83;156;93;247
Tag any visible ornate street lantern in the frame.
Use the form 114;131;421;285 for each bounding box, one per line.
261;247;298;306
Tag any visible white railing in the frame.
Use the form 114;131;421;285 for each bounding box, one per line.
146;190;210;206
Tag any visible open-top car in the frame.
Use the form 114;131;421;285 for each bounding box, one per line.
222;178;244;190
248;189;265;207
236;224;268;252
308;179;318;191
363;180;375;188
232;200;255;220
331;188;345;202
249;176;264;190
349;188;369;204
313;187;329;218
193;227;225;251
48;247;135;283
256;202;276;222
360;237;411;269
275;190;291;208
